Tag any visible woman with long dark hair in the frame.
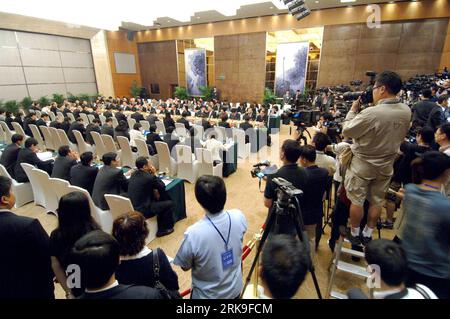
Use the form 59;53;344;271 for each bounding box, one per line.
114;120;130;141
163;111;175;131
49;192;100;298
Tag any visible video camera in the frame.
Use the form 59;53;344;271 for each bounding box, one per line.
251;160;271;179
343;71;377;104
272;178;303;210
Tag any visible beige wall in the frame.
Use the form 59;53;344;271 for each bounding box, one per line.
440;21;450;70
317;18;449;87
215;32;266;103
91;31;115;97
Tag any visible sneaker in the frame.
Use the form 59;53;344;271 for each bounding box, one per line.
360;235;372;246
344;227;362;246
382;221;394;229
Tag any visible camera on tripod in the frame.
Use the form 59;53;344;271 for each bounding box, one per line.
251;161;271;179
343;71;377;104
272;178;303;200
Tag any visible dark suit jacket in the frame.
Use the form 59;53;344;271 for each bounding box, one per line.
92;165;129;210
218;121;231;129
70;163;98;195
35;119;47;127
201;119;212;131
412;100;437;127
23;118;36;136
78;284;162;300
49;121;62;130
427;105;446;131
131;112;144;123
0;211;54;299
101;125;114;138
14;148;54;183
115;112;127;125
51;156;77;181
68;122;85;144
0;143;20;178
163;134;179;153
60;121;71;133
146;133;163;155
5;117;15;130
176;118;190;130
128;170;165;216
85;124;101;145
163;117;175;130
145;115;158;125
229;113;240;120
239;122;254;144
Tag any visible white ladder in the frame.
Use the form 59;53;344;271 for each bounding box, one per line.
327;231;372;299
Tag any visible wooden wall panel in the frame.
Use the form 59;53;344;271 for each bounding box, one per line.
440;21;450;70
138;41;178;99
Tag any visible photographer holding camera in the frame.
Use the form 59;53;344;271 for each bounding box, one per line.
342;71;411;246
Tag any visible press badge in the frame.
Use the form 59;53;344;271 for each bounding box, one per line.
221;249;234;271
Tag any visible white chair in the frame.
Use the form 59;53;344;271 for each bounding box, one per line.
35;110;42;118
0;123;6;143
112;117;119;129
135;139;159;170
117;136;137;168
67;112;76;123
155;121;166;134
48;178;71;202
48;112;56;122
195;148;223;178
56;112;64;122
127;118;136;129
174;145;199;184
214;126;227;143
99;115;106;126
87;114;96;124
91;131;106;159
29;124;46;151
20;163;45;208
40;126;55;151
67;185;113;233
175;123;189;138
79;113;89;127
57;129;78;152
155;141;177;176
1;121;15;144
193;124;204;140
140;120;150;132
0;164;33;208
29;168;59;215
232;128;251;159
11;122;29;139
104;194;158;243
101;134;118;153
48;127;62;150
74;130;94;155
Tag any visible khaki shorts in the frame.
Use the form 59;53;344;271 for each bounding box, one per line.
344;156;392;207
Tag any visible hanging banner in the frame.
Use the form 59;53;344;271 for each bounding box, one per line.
185;48;207;96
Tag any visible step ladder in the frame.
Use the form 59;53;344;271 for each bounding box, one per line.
326;231;372;299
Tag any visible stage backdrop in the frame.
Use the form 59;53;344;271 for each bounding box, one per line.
275;42;309;97
185;48;207;96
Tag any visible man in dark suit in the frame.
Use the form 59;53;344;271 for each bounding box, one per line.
23;113;37;136
101;117;115;138
412;89;438;127
70;151;98;195
427;94;448;132
0;134;24;178
218;114;231;129
163;127;180;153
35;113;50;127
206;106;217;119
115;109;127;126
176;111;191;130
131;108;145;123
195;106;207;118
239;114;254;144
146;125;163;155
51;145;78;181
92;152;129;210
145;114;158;125
14;138;54;183
68;117;86;144
72;230;163;299
128;157;174;237
200;118;213;131
0;176;54;299
229;108;241;120
86;119;102;145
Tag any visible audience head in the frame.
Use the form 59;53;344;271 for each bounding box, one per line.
436;123;450;146
260;235;309;299
280;139;301;164
416;127;435;145
299;145;317;167
166;126;175;134
116;120;127;130
312;132;331;152
364;239;407;288
195;176;226;215
24;137;39;152
76;117;83;123
80;151;94;166
182;111;189;118
41;113;49;120
421;88;432;100
149;124;157;133
411;151;450;184
92;119;101;126
135;157;150;171
102;152;119;167
72;230;120;290
58;145;71;157
243;114;250;122
221;114;228;122
133;123;142;131
0;176;15;209
105;117;113;126
373;71;403;103
11;134;24;146
438;94;449;107
112;211;149;257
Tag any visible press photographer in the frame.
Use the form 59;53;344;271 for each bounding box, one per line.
342;71;411;246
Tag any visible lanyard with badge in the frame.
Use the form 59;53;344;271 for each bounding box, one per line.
206;212;234;271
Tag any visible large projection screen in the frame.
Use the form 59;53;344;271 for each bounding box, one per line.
275;42;309;97
185;48;206;96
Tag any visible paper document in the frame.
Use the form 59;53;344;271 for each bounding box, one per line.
37;152;54;161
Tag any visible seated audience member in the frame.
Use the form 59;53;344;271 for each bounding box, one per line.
114;120;130;141
177;111;191;130
101;117;115;138
13;111;24;129
114;108;127;125
72;230;163;299
50;192;100;298
174;176;247;299
260;235;310;299
51;145;79;181
128;157;174;237
146;124;163;155
35;113;50;127
411;89;437;127
239;114;254;144
14;137;54;182
163;112;176;130
85;119;101;145
23;113;37;136
131;109;145;122
0;134;24;178
0;176;54;299
298;145;329;252
92;152;129;210
201;134;226;166
129;123;146;147
218;114;231;129
60;117;71;133
348;239;437;299
229;108;240;121
312;132;336;176
436;123;450;156
5;111;15;130
113;211;179;295
70;152;98;195
162;126;180;152
401;152;450;299
67;117;85;144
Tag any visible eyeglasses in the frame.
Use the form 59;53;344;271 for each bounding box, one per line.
372;85;383;91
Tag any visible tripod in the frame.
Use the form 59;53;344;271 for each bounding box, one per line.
241;178;323;299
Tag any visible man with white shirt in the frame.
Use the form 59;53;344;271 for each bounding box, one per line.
201;134;226;166
174;176;247;299
312;132;336;177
